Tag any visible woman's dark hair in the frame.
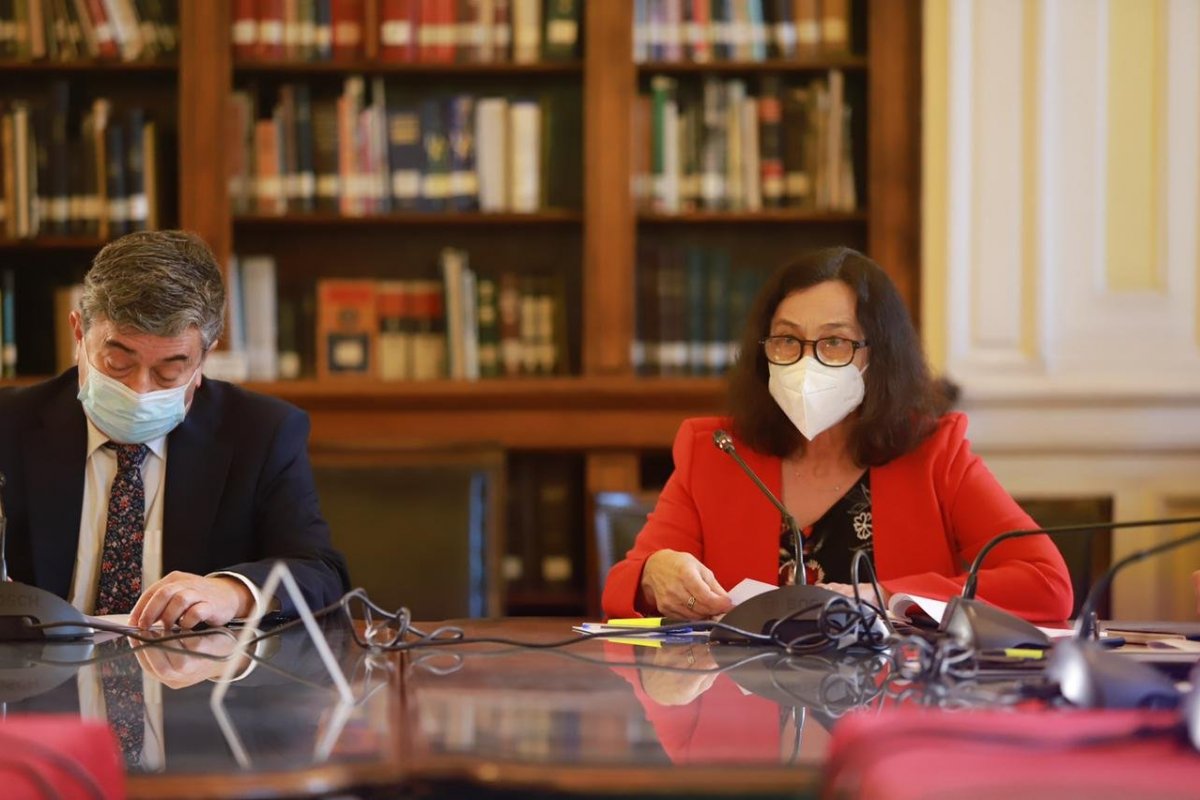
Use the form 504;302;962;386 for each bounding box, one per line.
728;247;944;466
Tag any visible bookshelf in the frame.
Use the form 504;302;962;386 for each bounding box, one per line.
0;0;920;617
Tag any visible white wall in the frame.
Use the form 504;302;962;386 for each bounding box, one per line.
923;0;1200;620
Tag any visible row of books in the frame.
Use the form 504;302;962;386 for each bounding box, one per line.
229;78;577;216
633;71;856;213
232;0;581;64
0;269;13;378
633;245;764;376
633;0;852;63
505;454;582;595
212;249;568;384
1;87;160;240
0;0;178;62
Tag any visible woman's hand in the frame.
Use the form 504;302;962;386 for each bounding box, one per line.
640;550;733;620
640;646;720;706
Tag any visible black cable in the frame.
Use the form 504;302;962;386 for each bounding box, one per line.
404;640;781;678
33;619;240;647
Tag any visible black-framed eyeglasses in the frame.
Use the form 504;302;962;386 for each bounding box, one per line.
760;336;869;367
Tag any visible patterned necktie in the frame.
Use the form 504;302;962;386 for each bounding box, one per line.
99;638;145;766
95;442;150;616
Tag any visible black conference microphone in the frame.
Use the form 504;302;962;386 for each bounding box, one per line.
712;429;805;585
1044;527;1200;710
938;514;1200;653
0;471;91;641
709;430;881;648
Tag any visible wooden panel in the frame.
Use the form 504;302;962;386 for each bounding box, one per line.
868;0;922;325
304;407;712;451
179;0;232;267
637;56;868;73
584;451;642;616
233;60;583;75
582;0;636;375
244;377;725;448
585;453;642;495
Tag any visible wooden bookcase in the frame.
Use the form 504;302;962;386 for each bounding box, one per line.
1;0;920;615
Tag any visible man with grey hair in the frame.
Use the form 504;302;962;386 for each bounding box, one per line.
0;230;348;629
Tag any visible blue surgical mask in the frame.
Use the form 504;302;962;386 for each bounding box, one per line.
77;356;198;444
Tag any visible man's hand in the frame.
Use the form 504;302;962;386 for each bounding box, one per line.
131;633;249;689
640;549;733;620
130;572;254;629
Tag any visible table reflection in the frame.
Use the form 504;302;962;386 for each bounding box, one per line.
0;621;393;777
404;630;1030;771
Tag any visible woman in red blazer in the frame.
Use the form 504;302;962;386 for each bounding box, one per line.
603;248;1072;623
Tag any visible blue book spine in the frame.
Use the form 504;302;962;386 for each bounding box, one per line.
387;103;423;211
1;270;15;378
418;98;449;212
447;94;478;212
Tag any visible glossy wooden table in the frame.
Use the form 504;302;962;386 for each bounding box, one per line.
1;618;1018;798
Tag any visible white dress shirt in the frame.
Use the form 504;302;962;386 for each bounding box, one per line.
70;416;263;617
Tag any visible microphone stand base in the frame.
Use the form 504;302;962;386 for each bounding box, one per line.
0;583;91;641
712;584;845;648
939;596;1050;652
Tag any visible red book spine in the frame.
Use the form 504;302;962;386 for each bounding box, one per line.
332;0;365;61
257;0;286;60
417;0;438;62
83;0;119;59
232;0;260;60
437;0;457;63
379;0;418;63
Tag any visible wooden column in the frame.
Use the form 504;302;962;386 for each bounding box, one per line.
584;451;641;616
179;0;233;269
868;0;922;325
582;0;636;375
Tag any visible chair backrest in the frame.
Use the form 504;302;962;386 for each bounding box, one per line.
1014;496;1113;620
311;444;506;619
592;490;659;594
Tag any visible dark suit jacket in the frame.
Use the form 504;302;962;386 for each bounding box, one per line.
0;369;349;615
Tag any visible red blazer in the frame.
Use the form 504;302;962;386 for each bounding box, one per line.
602;414;1073;623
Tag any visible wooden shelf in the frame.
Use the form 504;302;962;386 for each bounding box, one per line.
245;375;725;410
245;376;727;451
234;210;584;227
636;56;868;74
234;59;583;76
0;59;177;73
0;236;107;251
637;210;868;224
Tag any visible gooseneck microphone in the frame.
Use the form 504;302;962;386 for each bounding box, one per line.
0;470;90;641
959;515;1200;601
1044;527;1200;711
939;514;1200;652
1073;527;1200;641
709;430;887;649
713;430;806;585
